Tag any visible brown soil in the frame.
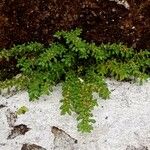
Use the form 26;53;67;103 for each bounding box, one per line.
0;0;150;50
0;0;149;80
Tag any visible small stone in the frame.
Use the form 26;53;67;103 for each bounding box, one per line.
105;116;108;119
51;126;78;150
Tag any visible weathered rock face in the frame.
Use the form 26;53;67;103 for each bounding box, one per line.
0;0;150;50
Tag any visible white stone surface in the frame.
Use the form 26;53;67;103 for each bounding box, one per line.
0;79;150;150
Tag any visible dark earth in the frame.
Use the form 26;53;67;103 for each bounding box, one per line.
0;0;150;79
0;0;150;49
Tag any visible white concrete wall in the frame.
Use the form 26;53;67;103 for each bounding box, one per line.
0;79;150;150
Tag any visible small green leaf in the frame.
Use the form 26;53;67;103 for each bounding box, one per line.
16;106;29;115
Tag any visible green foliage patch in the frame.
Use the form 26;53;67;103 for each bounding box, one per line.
0;28;149;132
17;106;29;115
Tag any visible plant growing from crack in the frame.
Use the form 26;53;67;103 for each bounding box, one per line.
0;28;149;132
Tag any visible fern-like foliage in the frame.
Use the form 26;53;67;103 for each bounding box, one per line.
0;28;149;132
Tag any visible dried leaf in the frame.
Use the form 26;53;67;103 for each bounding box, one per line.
7;124;30;139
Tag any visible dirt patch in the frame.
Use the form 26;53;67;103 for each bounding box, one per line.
126;145;148;150
6;109;17;127
0;104;6;109
21;144;46;150
0;0;149;50
7;124;30;139
0;0;149;81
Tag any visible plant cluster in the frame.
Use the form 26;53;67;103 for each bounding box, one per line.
0;28;149;132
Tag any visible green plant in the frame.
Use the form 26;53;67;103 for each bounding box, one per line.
0;28;149;132
17;106;29;115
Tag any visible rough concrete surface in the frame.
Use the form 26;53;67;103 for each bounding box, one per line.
0;79;150;150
